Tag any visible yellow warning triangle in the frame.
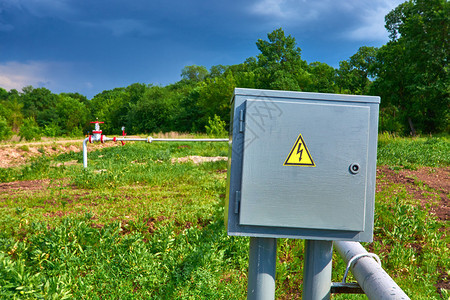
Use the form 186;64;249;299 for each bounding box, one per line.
283;133;316;167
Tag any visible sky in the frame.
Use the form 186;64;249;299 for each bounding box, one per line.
0;0;405;99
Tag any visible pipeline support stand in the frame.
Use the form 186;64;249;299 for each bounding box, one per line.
302;240;333;300
247;237;277;300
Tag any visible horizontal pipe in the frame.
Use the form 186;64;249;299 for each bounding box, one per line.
334;241;410;300
83;136;229;168
150;138;229;142
103;137;229;143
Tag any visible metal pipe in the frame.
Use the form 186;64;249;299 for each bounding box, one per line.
150;138;229;142
247;237;277;300
83;137;89;168
83;135;229;168
102;137;229;143
303;240;333;300
334;241;410;300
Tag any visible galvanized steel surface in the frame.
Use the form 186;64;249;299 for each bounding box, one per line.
302;240;333;300
334;241;410;299
247;237;277;300
226;88;380;241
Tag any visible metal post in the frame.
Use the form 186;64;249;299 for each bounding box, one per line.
83;137;89;168
247;237;277;300
303;240;333;300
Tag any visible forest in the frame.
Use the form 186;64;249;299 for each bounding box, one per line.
0;0;448;140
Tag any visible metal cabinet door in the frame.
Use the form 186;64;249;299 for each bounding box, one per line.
239;99;370;231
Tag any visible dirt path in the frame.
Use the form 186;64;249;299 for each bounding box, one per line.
0;134;198;168
0;138;124;168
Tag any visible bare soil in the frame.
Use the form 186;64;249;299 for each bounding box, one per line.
0;138;123;168
377;166;449;221
171;155;228;164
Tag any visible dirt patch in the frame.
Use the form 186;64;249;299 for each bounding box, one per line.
42;210;73;218
435;267;450;295
0;179;51;191
171;156;227;164
0;139;125;168
52;160;79;167
377;166;449;221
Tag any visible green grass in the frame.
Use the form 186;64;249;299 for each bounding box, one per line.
0;136;448;299
377;133;450;168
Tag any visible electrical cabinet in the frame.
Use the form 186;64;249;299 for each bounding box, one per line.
225;88;380;242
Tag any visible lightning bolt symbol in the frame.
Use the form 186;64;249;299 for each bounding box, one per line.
297;142;303;162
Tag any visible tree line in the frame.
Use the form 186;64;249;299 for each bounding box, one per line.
0;0;448;141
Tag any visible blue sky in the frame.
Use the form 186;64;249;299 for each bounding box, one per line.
0;0;405;99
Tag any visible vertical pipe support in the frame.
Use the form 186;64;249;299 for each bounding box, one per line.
83;137;89;168
303;240;333;300
247;237;277;300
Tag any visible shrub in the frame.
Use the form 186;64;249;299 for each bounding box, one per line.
42;123;62;137
19;117;41;141
205;114;228;137
0;116;12;141
68;126;83;137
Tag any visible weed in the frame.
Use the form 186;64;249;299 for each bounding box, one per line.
19;145;29;152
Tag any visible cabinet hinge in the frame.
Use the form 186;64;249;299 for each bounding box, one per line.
239;110;245;133
235;191;241;214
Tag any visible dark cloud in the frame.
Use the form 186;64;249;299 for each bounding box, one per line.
0;0;404;98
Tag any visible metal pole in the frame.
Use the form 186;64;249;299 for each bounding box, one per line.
334;241;410;300
83;137;89;168
302;240;333;300
247;237;277;300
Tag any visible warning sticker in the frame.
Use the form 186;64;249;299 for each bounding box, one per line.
283;134;316;167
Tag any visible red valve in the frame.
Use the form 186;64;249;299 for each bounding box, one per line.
121;126;126;146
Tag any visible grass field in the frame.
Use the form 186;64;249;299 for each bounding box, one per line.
0;135;448;299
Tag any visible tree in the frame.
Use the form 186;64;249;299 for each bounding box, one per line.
307;62;337;93
195;72;236;130
55;95;89;135
0;116;13;141
127;86;177;133
20;86;58;124
336;46;378;95
372;0;449;133
89;88;129;134
254;28;309;90
19;117;41;141
181;65;209;83
208;65;228;78
0;88;8;100
2;99;23;132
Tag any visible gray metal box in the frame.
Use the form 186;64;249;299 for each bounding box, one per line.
225;88;380;242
